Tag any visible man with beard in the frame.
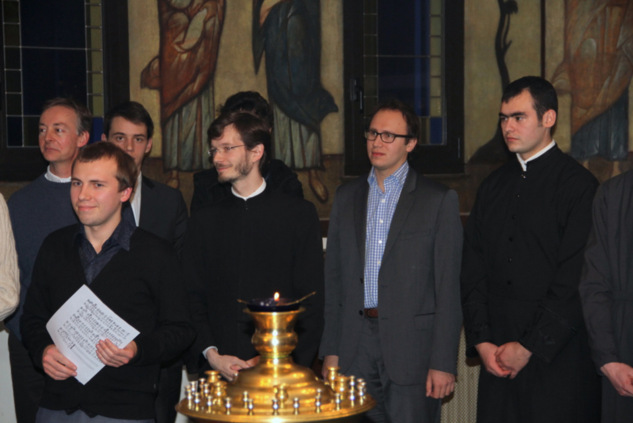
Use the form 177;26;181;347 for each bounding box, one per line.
190;91;303;212
183;111;323;380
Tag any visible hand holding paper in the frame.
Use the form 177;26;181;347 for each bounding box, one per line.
46;285;140;384
96;339;137;368
42;344;77;380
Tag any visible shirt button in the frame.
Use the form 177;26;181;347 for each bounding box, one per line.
377;260;381;265
521;173;527;179
381;199;386;203
378;240;382;244
379;219;384;224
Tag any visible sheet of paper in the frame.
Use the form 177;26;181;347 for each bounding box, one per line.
46;285;139;385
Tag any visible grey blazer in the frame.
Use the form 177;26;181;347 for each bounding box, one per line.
319;169;463;385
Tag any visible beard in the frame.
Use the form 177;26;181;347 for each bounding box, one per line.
217;159;255;184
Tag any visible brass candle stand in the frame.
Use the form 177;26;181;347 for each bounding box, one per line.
176;307;375;422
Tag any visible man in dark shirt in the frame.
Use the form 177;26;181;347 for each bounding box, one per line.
102;101;187;423
580;170;633;423
102;101;187;255
461;76;601;422
21;142;193;422
184;111;323;380
190;91;303;212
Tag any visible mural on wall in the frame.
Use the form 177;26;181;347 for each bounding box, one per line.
552;0;633;177
252;0;338;203
469;0;519;163
141;0;225;188
469;0;633;176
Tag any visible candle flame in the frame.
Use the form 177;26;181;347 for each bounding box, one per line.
274;292;280;301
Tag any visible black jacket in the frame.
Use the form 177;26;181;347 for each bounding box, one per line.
21;225;194;420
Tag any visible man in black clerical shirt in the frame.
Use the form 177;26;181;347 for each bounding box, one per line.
183;111;323;381
461;76;600;423
21;142;193;422
190;91;303;212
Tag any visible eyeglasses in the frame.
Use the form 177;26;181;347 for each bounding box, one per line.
365;129;412;143
208;144;246;157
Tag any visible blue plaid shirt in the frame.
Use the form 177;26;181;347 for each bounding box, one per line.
364;161;409;308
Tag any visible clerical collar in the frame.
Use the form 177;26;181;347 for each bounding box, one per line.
517;140;556;171
232;178;267;200
44;165;71;183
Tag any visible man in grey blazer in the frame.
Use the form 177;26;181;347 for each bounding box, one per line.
319;99;463;423
103;101;187;423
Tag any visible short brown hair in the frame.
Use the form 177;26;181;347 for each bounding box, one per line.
104;101;154;139
369;99;420;143
73;142;138;192
207;112;271;171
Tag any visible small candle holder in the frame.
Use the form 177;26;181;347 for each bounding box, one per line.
275;384;288;408
205;370;221;384
193;392;201;411
337;375;348;400
327;366;339;387
315;389;322;413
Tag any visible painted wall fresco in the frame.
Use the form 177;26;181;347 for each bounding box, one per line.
140;0;225;188
552;0;633;177
465;0;633;180
125;0;633;212
253;0;338;202
128;0;343;201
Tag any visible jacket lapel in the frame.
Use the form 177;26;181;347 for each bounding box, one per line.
354;180;369;263
138;176;153;229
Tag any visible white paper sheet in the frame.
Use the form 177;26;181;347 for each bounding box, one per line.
45;285;139;385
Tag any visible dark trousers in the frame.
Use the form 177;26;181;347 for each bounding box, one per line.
346;317;440;423
9;332;45;423
154;360;182;423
